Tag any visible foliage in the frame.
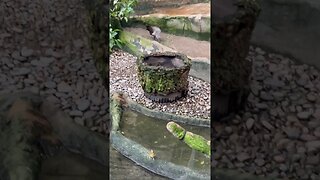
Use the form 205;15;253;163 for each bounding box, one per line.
109;0;137;52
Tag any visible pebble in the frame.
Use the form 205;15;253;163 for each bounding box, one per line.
11;67;30;76
283;127;301;139
84;110;96;119
261;120;274;131
273;155;285;163
76;98;90;111
306;93;317;102
254;158;265;167
246;118;255;130
305;141;320;153
69;110;83;117
260;91;273;101
236;152;251;162
21;47;34;57
297;111;312;120
57;82;72;92
44;81;57;89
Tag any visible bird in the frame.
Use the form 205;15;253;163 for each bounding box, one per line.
146;25;161;42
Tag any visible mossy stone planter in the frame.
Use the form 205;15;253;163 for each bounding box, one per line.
137;52;192;103
213;0;261;121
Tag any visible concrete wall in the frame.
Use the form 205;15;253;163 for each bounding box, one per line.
251;0;320;69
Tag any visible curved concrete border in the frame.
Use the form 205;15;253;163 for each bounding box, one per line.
190;58;210;83
110;92;210;180
125;95;210;127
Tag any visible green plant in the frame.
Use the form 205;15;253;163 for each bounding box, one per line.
109;0;137;52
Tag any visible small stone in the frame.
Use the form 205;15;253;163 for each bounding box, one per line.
57;82;72;92
11;68;30;76
236;152;251;162
297;111;312;120
254;158;265;166
256;55;265;61
305;140;320;153
246;118;255;130
261;120;274;131
264;78;285;89
224;126;233;134
99;110;106;116
46;95;60;104
314;127;320;138
260;91;273;101
276;138;291;150
300;134;317;141
21;47;34;57
90;95;102;106
76;99;90;111
69;110;83;117
84;110;96;119
255;103;268;110
11;51;26;61
255;47;265;55
279;164;288;172
312;108;320;119
44;81;56;89
283;127;301;139
273;155;285;163
306;155;319;165
38;57;55;67
306;93;317;102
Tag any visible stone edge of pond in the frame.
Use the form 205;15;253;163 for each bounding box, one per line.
127;15;210;41
110;92;210;180
127;98;210;127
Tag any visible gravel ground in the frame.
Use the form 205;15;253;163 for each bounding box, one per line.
110;50;211;119
212;46;320;180
0;0;109;135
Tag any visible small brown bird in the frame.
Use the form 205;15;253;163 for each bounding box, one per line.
146;25;161;41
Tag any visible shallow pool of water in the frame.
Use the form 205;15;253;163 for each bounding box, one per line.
120;109;210;172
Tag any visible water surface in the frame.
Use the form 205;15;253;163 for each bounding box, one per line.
120;109;210;172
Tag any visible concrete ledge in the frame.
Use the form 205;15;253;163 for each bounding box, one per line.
251;0;320;69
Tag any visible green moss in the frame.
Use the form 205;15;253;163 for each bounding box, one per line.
119;31;143;57
110;93;124;132
184;132;210;156
136;52;191;96
166;122;186;140
166;122;210;156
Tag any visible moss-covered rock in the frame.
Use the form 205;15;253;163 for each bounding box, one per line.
137;52;192;102
166;121;210;156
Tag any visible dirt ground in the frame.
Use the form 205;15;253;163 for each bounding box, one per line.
126;27;210;60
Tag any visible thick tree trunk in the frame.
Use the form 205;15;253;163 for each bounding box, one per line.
213;0;261;120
